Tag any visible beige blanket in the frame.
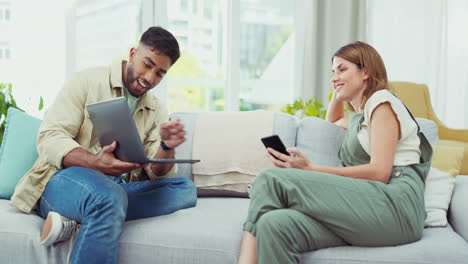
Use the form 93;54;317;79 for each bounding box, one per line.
192;110;275;188
195;173;255;193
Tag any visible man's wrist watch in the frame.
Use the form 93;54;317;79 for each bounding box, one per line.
160;140;173;151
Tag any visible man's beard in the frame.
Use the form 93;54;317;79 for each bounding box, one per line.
125;65;139;97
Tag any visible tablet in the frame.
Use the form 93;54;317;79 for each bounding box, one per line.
86;97;200;164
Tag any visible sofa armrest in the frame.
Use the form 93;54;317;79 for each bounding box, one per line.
438;123;468;143
448;176;468;242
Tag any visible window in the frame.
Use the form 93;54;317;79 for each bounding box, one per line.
192;0;198;14
239;0;294;111
180;0;189;13
0;8;10;21
68;0;298;113
165;0;296;112
172;20;189;31
203;0;214;19
0;47;11;60
166;0;227;112
73;0;142;71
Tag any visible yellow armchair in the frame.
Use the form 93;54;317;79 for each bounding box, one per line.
389;81;468;175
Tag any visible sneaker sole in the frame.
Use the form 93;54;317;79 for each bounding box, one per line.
40;212;63;246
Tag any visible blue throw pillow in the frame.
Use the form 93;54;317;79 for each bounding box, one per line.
0;108;42;199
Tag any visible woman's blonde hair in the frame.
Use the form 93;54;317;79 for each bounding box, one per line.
332;41;389;112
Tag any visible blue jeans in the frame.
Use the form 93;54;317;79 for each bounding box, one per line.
36;166;197;264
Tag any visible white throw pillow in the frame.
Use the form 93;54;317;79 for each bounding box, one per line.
424;167;456;227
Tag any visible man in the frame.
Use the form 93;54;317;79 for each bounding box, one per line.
10;26;197;264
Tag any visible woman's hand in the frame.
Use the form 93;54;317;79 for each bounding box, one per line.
267;147;314;170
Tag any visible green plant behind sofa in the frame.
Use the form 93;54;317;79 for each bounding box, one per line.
0;83;44;145
281;91;334;119
281;98;327;119
281;90;352;119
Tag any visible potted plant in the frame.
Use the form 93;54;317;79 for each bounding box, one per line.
0;83;44;144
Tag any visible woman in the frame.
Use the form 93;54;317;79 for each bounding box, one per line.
238;41;432;264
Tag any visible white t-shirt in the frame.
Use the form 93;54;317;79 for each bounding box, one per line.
357;89;421;166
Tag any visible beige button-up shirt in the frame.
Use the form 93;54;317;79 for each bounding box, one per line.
11;60;175;213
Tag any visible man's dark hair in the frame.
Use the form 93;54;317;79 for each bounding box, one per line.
140;26;180;65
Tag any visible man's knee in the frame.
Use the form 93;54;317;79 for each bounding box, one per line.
91;183;128;221
176;177;196;189
172;177;197;209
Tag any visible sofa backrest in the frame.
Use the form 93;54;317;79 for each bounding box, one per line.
170;111;439;179
296;116;439;167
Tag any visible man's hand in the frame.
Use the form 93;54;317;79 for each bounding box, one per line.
159;119;186;149
267;147;314;170
92;141;143;176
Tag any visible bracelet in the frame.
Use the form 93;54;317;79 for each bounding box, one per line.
160;140;173;151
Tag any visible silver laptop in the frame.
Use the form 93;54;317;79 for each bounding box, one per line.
86;97;200;164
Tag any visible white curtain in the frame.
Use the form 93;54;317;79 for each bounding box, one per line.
367;0;468;129
295;0;367;104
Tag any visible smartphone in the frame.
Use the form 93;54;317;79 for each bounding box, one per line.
260;135;291;158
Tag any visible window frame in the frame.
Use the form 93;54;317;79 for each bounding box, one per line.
67;0;301;111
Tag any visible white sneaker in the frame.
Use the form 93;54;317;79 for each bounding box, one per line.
40;211;80;247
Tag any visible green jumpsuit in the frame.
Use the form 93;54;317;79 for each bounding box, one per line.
243;112;433;264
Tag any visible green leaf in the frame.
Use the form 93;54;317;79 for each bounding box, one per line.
313;99;323;110
38;96;44;111
328;90;333;101
303;104;319;117
11;98;23;112
281;95;329;120
320;110;327;119
0;93;5;114
0;82;30;147
292;99;303;110
281;104;294;115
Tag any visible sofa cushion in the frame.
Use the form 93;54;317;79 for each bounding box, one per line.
301;224;468;264
296;117;346;166
191;111;274;194
0;198;249;264
119;198;249;263
171;111;298;196
438;139;468;175
449;176;468;244
0;108;42;199
431;144;465;177
170;112;297;180
0;199;69;263
1;197;468;264
424;168;456;227
416;118;439;145
171;112;197;181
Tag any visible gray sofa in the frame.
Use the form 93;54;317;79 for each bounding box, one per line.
1;112;467;264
